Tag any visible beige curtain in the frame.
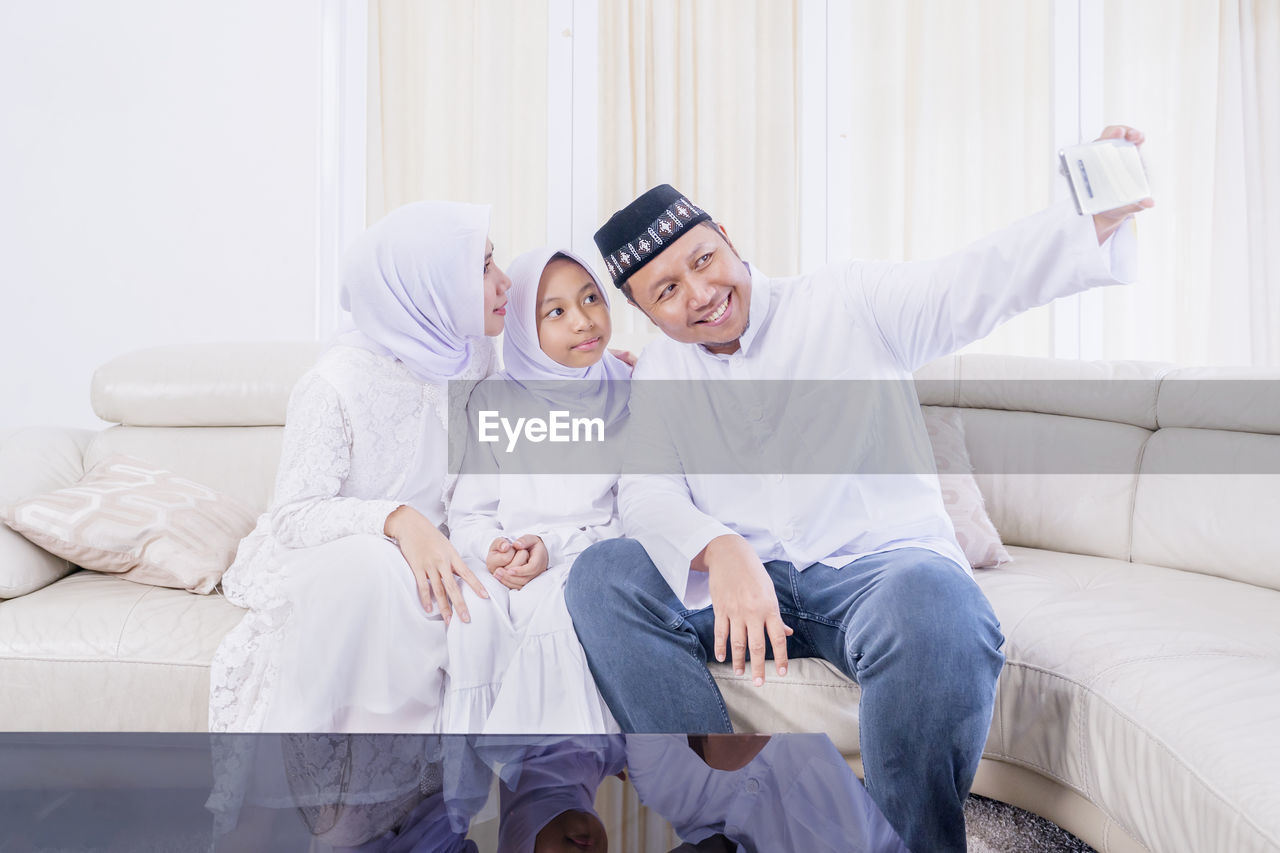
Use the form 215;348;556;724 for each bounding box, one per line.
598;0;801;347
368;0;1276;366
835;0;1055;358
1100;0;1279;366
367;0;550;267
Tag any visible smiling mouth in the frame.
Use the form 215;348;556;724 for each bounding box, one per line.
493;304;506;315
697;292;731;326
572;336;601;351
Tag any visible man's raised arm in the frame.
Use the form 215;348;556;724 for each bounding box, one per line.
849;125;1152;373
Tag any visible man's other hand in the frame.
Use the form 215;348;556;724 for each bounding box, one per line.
1092;125;1155;244
694;534;793;686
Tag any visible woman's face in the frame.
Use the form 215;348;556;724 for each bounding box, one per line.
483;239;513;336
534;809;608;853
535;257;612;368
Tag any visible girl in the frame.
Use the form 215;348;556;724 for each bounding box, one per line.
209;200;510;734
444;247;631;733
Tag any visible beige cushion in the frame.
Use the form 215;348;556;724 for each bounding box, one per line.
923;406;1010;567
0;571;245;730
85;425;285;514
713;658;861;757
0;427;94;599
962;409;1149;559
1132;428;1280;592
91;341;325;427
3;455;256;594
1156;367;1280;435
981;547;1280;853
915;354;1171;429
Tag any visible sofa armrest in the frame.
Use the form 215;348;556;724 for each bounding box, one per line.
0;426;95;599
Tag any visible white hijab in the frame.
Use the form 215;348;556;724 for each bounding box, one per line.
499;247;631;428
338;200;491;382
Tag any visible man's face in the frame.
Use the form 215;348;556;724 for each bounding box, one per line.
624;223;751;355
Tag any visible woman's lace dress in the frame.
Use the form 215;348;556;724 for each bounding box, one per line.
206;342;493;837
209;342;494;734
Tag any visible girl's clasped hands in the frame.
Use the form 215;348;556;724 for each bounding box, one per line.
485;535;549;590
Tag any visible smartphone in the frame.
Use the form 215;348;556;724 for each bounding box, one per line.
1058;138;1151;215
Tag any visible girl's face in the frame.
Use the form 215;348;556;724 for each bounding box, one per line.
534;809;608;853
483;239;512;336
535;257;612;368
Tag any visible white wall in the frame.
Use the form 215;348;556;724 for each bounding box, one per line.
0;0;325;430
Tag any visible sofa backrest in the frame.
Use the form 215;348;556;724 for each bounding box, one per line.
919;354;1280;591
1133;365;1280;590
84;344;1280;593
87;342;325;511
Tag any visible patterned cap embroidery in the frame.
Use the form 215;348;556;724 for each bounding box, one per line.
604;196;704;283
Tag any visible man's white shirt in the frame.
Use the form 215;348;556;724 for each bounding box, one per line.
619;201;1137;608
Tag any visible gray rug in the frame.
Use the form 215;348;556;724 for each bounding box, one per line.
966;795;1096;853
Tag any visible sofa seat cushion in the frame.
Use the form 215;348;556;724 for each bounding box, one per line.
0;571;246;730
714;546;1280;853
983;547;1280;853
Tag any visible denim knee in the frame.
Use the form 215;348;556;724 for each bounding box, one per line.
851;559;1004;681
565;537;640;624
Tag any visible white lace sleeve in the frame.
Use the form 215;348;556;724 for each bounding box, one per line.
269;372;402;548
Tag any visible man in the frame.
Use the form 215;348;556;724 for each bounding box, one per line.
566;127;1152;852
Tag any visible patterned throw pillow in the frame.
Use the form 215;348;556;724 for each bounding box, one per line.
1;454;256;593
922;407;1012;568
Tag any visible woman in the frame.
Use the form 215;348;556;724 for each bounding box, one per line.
208;199;511;734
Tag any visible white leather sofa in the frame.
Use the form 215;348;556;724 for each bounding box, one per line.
2;343;1277;853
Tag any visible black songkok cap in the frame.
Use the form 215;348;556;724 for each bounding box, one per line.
593;184;711;289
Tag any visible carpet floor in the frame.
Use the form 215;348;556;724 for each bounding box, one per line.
966;795;1097;853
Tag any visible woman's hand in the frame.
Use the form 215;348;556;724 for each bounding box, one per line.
384;505;488;624
493;534;549;591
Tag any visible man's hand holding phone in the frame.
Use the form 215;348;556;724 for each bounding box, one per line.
1081;125;1155;244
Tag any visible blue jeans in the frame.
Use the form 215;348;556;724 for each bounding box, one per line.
565;539;1004;853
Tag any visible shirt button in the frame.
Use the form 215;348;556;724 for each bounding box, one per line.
747;406;763;422
744;778;761;794
782;525;797;541
771;473;784;485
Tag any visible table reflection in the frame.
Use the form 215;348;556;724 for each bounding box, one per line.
0;733;908;852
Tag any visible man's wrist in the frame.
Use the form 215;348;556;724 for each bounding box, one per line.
696;533;753;575
1094;214;1124;245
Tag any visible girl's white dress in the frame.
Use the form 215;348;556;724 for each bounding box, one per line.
440;244;629;735
444;462;622;733
209;342;494;734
